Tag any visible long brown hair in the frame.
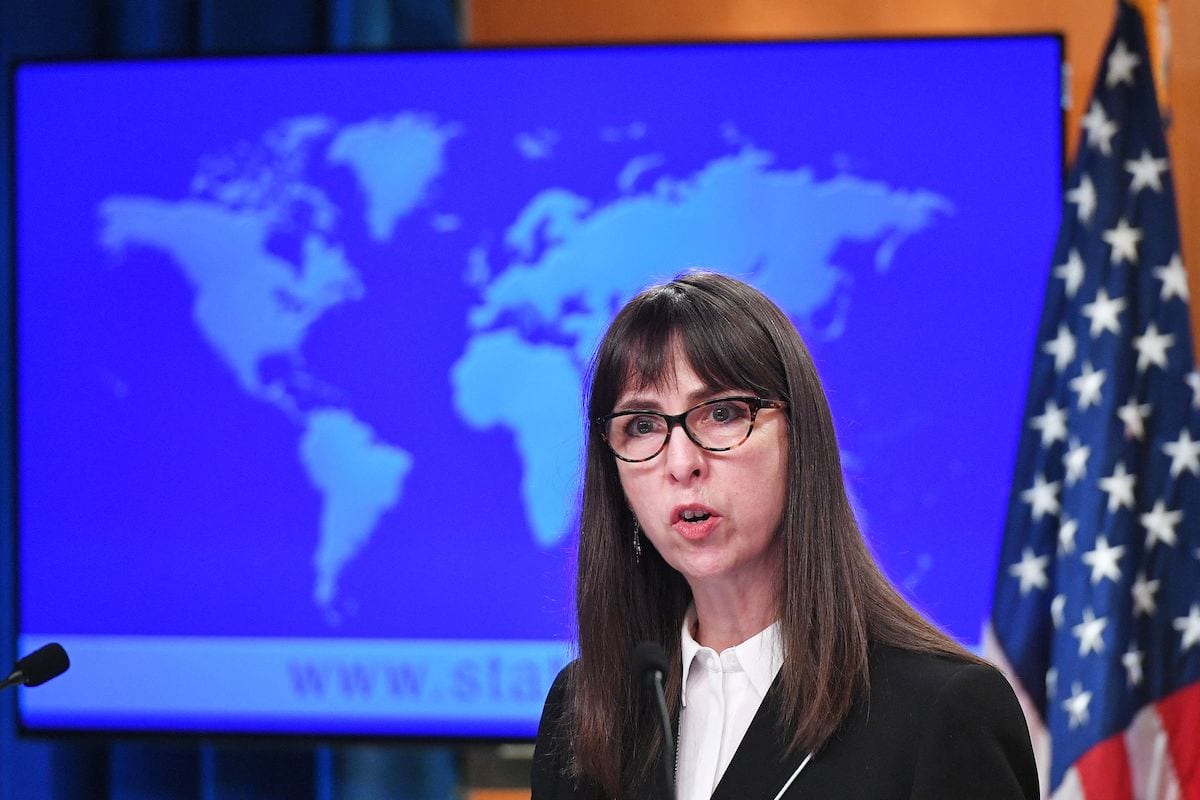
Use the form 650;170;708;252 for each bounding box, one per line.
566;271;977;797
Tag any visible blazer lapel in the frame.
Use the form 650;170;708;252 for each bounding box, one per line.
708;676;810;800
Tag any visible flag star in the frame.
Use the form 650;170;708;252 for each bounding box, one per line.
1043;324;1078;372
1131;572;1160;617
1082;289;1126;337
1072;607;1108;656
1189;371;1200;409
1125;148;1169;193
1122;647;1144;687
1106;38;1141;87
1021;474;1061;520
1058;518;1079;555
1031;400;1069;446
1099;462;1136;511
1008;547;1051;594
1063;439;1090;485
1163;429;1200;477
1064;681;1093;728
1154;254;1189;302
1082;535;1125;584
1174;604;1200;651
1046;667;1059;699
1053;250;1087;298
1082;100;1118;155
1070;362;1107;409
1133;322;1175;371
1051;594;1067;629
1117;398;1152;440
1102;218;1143;265
1141;499;1182;549
1066;176;1097;224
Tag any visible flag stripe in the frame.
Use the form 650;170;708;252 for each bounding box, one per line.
1053;768;1086;800
1077;730;1135;799
1124;700;1180;800
1156;682;1200;797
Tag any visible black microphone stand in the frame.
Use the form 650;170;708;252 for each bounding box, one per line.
647;667;676;800
633;642;676;800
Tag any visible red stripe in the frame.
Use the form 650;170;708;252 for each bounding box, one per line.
1075;732;1135;800
1156;681;1200;800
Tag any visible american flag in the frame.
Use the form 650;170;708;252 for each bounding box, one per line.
986;2;1200;798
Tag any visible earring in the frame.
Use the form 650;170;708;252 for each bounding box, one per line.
632;518;643;563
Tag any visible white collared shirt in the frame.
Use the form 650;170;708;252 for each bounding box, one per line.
676;607;784;800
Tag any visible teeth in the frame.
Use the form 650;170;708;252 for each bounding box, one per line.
681;509;709;521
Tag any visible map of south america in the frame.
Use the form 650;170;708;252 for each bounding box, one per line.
98;113;459;618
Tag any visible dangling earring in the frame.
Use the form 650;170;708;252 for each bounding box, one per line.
632;518;643;563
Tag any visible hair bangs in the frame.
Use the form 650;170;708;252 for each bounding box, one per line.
609;296;683;399
591;276;788;419
673;315;784;401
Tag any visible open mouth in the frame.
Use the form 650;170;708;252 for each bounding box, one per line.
680;509;712;523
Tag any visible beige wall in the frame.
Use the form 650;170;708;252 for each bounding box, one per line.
466;0;1200;349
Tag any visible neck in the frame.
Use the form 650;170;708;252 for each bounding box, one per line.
690;579;777;652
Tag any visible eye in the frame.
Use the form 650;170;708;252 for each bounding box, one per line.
696;400;749;426
622;414;666;438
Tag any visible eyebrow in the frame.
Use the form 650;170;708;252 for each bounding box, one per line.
613;385;734;412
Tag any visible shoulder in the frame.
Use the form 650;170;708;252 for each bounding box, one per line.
875;646;1039;799
871;646;1033;744
538;661;574;727
804;646;1038;799
834;645;1021;743
531;662;581;800
905;650;1037;799
868;644;1015;705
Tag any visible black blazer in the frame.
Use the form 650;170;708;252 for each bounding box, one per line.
531;645;1039;799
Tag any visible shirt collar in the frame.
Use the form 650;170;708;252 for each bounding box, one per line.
679;605;784;707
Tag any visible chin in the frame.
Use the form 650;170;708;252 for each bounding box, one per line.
675;557;740;585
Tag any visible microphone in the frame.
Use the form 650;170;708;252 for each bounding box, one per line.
0;643;70;691
632;641;676;800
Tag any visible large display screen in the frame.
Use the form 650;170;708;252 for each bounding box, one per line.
13;36;1061;738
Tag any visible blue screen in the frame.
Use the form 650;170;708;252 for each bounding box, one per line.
14;37;1062;737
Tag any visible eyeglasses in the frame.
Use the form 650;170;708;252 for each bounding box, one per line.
596;396;787;463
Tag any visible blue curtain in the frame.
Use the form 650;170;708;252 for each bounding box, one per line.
0;1;461;797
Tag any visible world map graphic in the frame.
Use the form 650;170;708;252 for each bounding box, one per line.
98;111;950;617
17;42;1061;657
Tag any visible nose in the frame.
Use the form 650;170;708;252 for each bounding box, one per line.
663;422;705;483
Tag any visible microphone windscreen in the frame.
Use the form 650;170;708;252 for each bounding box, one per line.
16;643;70;687
631;641;669;681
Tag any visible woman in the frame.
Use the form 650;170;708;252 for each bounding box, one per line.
532;271;1038;799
